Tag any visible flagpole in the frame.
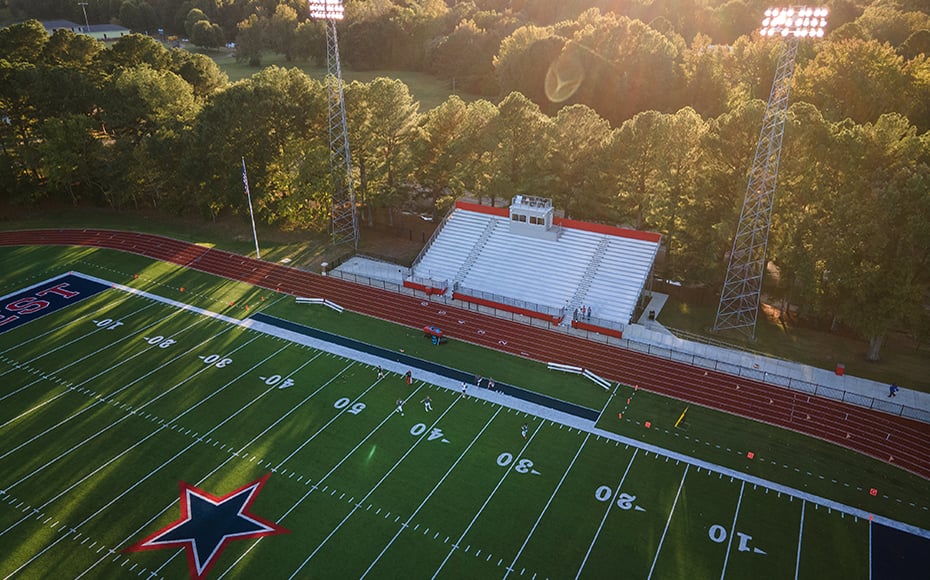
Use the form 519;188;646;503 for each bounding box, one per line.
242;157;261;260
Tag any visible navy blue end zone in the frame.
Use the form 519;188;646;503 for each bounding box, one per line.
250;312;600;421
0;273;109;335
872;522;930;579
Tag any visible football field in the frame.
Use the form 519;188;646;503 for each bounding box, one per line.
0;270;926;579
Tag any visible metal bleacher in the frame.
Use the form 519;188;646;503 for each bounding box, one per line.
410;201;660;325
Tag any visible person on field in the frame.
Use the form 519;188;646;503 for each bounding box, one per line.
421;396;432;412
521;423;528;440
395;398;405;416
888;383;900;398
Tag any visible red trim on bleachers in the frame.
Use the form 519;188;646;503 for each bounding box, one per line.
454;200;509;217
453;292;561;324
572;320;623;339
403;280;446;296
553;217;661;243
454;200;660;242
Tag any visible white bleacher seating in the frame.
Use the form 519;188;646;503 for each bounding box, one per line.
411;205;660;325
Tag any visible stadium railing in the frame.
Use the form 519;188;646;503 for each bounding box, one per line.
325;269;930;424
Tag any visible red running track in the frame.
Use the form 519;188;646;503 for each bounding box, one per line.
2;229;928;480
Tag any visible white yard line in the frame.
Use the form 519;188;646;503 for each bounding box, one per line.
0;291;147;375
0;299;198;416
794;499;806;579
63;272;930;540
0;315;231;459
289;396;464;578
575;448;639;579
80;352;344;579
360;407;504;578
719;479;747;580
9;270;924;578
214;382;427;579
431;421;545;579
0;335;267;536
647;464;690;579
6;343;288;577
505;432;591;579
0;271;73;301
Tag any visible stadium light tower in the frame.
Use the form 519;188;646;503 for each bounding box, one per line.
310;0;359;249
713;6;828;338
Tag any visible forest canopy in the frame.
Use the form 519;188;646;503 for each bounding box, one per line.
1;0;929;358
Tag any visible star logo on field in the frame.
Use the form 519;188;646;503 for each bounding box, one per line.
125;474;288;579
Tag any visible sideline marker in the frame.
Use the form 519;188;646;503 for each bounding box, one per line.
644;421;651;429
746;451;754;459
869;488;878;496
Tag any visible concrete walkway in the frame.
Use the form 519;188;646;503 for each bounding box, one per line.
635;292;930;421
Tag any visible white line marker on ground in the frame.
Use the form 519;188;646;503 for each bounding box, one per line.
647;465;690;579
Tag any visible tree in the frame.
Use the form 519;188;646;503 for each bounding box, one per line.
899;29;930;60
37;114;105;205
92;64;198;210
169;50;228;99
411;95;470;215
41;28;103;70
611;110;670;230
356;78;421;224
119;0;159;33
766;102;837;318
482;92;552;206
855;3;930;49
428;18;499;94
793;38;911;126
185;67;327;225
96;33;172;73
683;100;766;287
815;114;930;360
493;25;564;110
545;104;613;221
557;9;682;124
184;8;210;38
191;19;224;49
446;98;500;209
0;20;48;63
710;0;758;45
680;34;733;118
235;14;264;66
266;4;298;60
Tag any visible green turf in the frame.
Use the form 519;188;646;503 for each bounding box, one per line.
0;244;926;578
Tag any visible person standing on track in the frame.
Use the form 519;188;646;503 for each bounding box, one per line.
888;383;900;397
461;382;467;398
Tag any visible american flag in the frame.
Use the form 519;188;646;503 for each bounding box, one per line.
241;157;250;196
